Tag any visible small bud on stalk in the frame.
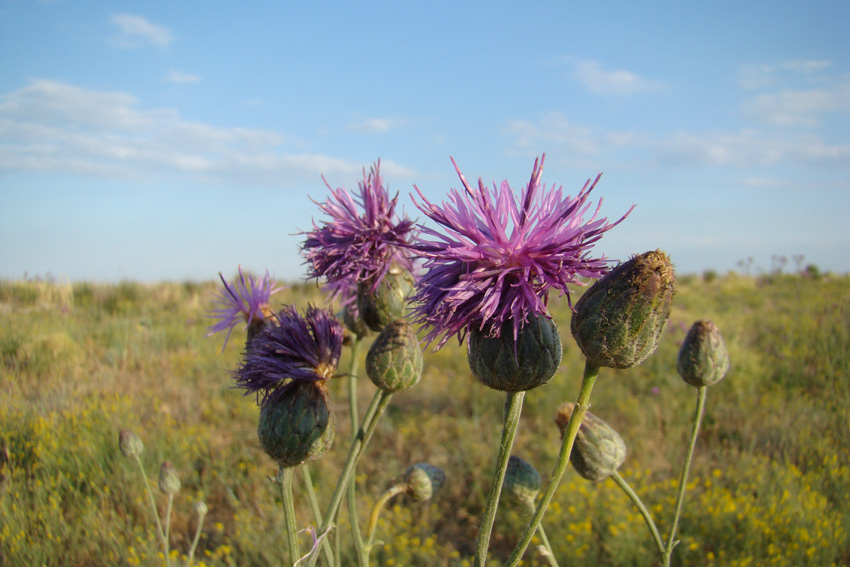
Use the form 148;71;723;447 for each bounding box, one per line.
467;313;562;392
571;250;676;369
677;320;730;388
556;403;627;482
503;456;542;506
358;265;415;332
158;461;182;495
403;463;446;502
119;429;144;458
366;319;423;393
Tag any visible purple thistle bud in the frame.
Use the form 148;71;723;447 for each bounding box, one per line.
301;160;418;294
411;155;632;349
207;266;284;350
235;304;344;408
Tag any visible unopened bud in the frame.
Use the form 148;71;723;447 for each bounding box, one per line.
503;456;541;506
258;381;335;468
119;429;144;458
403;463;446;502
159;461;182;495
468;313;562;392
194;501;209;516
358;265;415;332
571;250;675;369
366;319;423;393
677;320;729;388
556;403;626;482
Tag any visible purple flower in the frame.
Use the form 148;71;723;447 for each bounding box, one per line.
207;266;283;349
411;154;632;349
301;160;417;294
235;305;344;407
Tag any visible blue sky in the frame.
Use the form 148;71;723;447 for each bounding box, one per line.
2;1;848;283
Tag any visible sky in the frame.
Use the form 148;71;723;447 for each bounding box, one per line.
1;0;849;283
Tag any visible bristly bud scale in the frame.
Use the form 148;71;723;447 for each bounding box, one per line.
571;250;675;369
119;429;144;458
556;403;626;482
677;319;730;388
158;461;182;495
503;456;542;506
358;265;416;332
366;319;423;393
467;313;562;392
403;463;446;502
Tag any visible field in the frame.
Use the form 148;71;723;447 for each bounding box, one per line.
1;271;848;566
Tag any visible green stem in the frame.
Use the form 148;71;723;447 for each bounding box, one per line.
134;455;166;552
345;337;368;567
301;466;335;567
523;500;558;567
504;361;600;567
185;507;207;567
663;386;708;567
305;389;393;567
473;391;526;567
366;483;407;546
163;494;173;567
611;470;665;557
280;466;301;566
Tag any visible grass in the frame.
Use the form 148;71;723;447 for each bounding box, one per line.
0;273;848;566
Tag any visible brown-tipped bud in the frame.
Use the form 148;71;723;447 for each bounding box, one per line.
677;320;729;388
366;319;423;393
556;403;626;482
403;463;446;502
158;461;182;495
571;250;675;369
503;456;542;506
258;381;335;468
467;313;562;392
119;429;144;458
358;265;415;332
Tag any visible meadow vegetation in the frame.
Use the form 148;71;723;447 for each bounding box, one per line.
0;271;848;566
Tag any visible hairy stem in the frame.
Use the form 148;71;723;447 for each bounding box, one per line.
611;470;665;557
280;466;300;566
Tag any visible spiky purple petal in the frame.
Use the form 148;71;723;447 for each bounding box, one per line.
207;266;283;349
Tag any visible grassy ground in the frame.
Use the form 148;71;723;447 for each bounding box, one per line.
0;272;848;567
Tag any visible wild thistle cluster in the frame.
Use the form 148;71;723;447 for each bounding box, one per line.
123;155;730;567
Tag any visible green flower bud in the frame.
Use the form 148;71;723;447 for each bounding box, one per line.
366;319;423;393
358;265;415;332
158;461;182;495
571;250;676;369
467;313;562;392
340;302;370;340
258;381;335;468
556;403;627;482
677;320;729;388
119;429;144;458
403;463;446;502
503;456;541;506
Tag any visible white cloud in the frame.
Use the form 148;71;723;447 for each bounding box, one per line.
742;83;850;126
504;112;637;161
164;70;201;84
738;59;834;90
349;116;407;133
572;60;662;96
109;14;172;48
0;79;417;186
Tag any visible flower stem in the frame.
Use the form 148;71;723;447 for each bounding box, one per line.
280;466;301;565
523;500;559;567
610;470;665;557
133;456;166;560
504;361;600;567
163;494;173;567
366;483;407;546
473;391;526;567
185;506;208;567
345;337;369;567
301;466;335;567
663;385;708;567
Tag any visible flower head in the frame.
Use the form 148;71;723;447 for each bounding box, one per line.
207;266;283;349
411;155;632;349
301;160;417;294
235;304;344;407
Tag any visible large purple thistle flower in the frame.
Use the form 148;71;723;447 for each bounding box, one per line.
301;160;417;295
411;154;633;349
207;266;284;349
235;304;344;407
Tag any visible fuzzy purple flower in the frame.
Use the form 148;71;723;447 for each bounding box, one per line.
207;266;284;349
301;160;417;295
235;304;344;407
411;154;632;349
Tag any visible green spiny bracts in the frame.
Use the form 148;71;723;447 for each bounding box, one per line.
366;319;423;393
503;456;542;506
340;301;370;340
258;381;335;468
119;429;144;458
403;463;446;502
556;403;626;482
571;250;675;369
467;313;562;392
677;319;730;388
158;461;182;495
358;265;415;332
